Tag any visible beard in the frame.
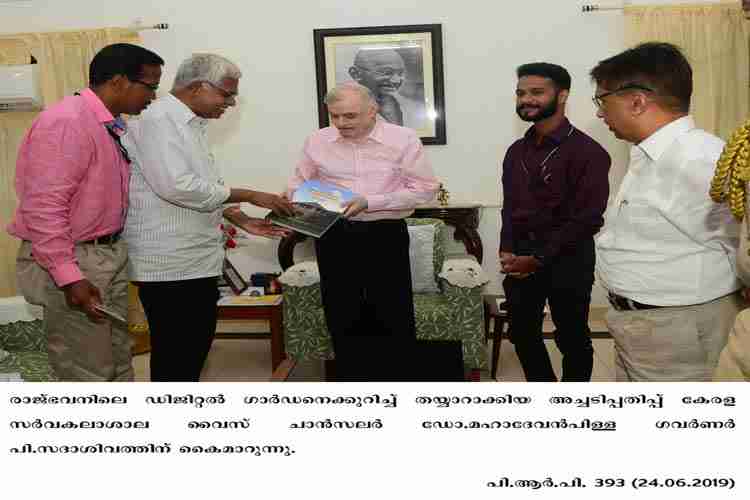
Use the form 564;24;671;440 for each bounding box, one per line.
516;94;559;122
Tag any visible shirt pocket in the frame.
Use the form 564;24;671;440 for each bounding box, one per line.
360;149;402;181
622;202;683;244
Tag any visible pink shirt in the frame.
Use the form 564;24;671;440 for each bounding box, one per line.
7;88;129;286
289;117;439;221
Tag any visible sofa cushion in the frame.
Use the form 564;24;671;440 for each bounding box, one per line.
406;218;445;293
407;223;438;293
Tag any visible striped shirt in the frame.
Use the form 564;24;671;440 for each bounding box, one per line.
122;94;231;282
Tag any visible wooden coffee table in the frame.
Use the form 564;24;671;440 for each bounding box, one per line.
217;302;285;371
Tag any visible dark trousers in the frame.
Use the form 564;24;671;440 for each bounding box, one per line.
315;218;416;381
136;277;219;382
503;238;595;382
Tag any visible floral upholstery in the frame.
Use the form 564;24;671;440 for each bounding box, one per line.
0;320;57;381
281;218;487;369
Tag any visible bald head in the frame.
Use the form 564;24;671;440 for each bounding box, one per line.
324;81;375;109
349;48;406;98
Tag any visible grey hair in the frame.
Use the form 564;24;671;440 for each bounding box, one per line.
172;53;242;90
324;81;376;108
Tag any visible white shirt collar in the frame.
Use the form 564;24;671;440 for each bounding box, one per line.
636;115;695;162
163;92;207;127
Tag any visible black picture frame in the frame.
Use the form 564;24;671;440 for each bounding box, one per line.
313;24;446;145
222;258;248;295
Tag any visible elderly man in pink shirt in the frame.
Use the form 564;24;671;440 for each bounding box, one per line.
288;81;439;380
7;43;164;381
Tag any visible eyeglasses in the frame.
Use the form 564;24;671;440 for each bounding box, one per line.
130;79;159;92
202;81;238;102
592;84;654;109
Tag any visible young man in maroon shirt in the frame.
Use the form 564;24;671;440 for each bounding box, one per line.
499;63;611;381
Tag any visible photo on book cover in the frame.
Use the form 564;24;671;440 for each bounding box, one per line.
268;180;358;238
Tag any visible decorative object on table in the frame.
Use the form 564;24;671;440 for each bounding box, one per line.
223;258;248;295
437;183;450;206
313;23;446;145
267;180;355;238
244;286;265;297
251;272;283;294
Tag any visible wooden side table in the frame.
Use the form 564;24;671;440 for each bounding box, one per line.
413;203;483;264
216;302;285;371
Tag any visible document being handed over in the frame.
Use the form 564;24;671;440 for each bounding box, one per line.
267;180;357;238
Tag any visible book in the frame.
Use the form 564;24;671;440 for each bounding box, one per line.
217;294;283;307
267;180;357;238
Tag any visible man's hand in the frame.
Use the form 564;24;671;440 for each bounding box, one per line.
236;217;292;238
247;191;294;216
62;279;105;322
499;251;529;279
504;255;542;275
223;205;292;238
742;287;750;303
342;196;368;218
499;251;515;273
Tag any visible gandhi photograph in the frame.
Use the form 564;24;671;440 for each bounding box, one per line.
334;44;428;130
313;24;446;144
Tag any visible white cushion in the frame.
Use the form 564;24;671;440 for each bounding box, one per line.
278;261;321;286
439;258;489;288
0;296;43;325
408;223;439;293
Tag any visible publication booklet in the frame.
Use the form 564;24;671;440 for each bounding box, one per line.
268;180;357;238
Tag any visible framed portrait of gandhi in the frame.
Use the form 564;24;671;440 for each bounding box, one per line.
313;24;446;145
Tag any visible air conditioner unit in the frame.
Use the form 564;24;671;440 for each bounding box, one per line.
0;64;42;112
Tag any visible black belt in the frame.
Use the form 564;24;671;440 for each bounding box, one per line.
81;231;122;245
608;292;663;311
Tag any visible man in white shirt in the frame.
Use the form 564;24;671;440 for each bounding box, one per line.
123;53;292;382
591;42;743;381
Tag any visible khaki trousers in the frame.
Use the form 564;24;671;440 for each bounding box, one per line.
713;308;750;381
16;240;132;381
606;293;742;381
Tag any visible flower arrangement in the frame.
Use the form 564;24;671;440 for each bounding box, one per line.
220;223;238;249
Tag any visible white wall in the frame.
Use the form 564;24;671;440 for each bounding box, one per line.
0;0;720;303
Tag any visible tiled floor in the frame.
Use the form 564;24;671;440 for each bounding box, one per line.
133;336;615;382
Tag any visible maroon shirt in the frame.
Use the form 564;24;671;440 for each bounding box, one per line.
500;118;611;260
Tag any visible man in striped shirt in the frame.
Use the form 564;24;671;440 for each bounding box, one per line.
123;54;292;382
